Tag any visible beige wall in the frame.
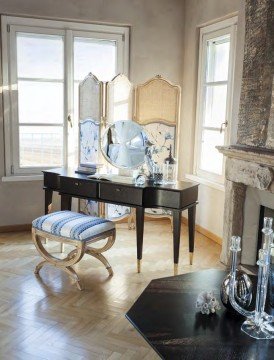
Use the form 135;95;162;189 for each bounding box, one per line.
0;0;245;238
179;0;245;238
0;0;185;226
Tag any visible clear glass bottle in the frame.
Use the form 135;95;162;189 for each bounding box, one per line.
163;145;177;184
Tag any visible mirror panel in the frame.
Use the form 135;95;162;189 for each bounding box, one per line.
101;120;147;169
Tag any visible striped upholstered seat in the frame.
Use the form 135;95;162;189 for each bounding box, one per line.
32;210;115;242
32;211;116;290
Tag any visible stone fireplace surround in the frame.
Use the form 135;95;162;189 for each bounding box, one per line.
217;0;274;265
217;145;274;265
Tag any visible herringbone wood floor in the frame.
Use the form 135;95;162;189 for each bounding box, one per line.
0;220;223;359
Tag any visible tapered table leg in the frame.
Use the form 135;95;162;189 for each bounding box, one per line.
173;210;182;275
136;207;145;273
61;194;72;211
188;205;196;265
45;188;53;215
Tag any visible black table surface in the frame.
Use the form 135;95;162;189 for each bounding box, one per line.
43;167;199;192
126;269;274;360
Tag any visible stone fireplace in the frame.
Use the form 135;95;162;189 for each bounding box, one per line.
217;0;274;265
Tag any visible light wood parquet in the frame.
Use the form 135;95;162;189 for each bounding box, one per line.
0;220;223;359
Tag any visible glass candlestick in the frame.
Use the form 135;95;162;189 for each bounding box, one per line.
241;249;274;339
228;236;254;319
228;227;274;339
269;245;274;307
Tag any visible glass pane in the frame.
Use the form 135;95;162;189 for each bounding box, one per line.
17;33;64;79
200;130;224;175
204;85;227;127
74;82;80;124
74;37;116;81
19;126;63;167
206;35;230;82
18;81;63;124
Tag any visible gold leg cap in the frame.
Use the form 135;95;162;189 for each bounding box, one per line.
189;252;193;265
137;259;141;273
174;263;178;276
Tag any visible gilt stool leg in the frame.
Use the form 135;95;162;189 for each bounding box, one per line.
34;260;48;275
63;266;84;290
60;242;65;253
32;229;86;290
85;233;115;277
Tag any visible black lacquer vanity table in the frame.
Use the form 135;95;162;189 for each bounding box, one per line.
43;168;199;274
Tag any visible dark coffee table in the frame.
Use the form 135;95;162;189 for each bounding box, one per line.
126;269;274;359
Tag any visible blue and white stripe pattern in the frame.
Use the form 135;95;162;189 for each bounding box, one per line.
32;211;115;241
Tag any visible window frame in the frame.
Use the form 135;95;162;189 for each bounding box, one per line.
1;15;129;176
193;16;237;184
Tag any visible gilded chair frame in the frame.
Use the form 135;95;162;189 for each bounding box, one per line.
33;227;116;290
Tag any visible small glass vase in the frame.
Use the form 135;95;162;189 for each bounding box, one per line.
152;163;163;185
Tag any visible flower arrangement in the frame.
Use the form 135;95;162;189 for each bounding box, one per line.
196;290;221;315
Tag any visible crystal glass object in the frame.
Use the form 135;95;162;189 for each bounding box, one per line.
152;163;163;185
269;246;274;307
220;236;253;310
163;161;177;184
227;219;274;339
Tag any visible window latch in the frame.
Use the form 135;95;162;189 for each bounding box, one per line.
67;114;73;128
220;121;228;134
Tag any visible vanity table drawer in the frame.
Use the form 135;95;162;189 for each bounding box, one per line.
60;177;97;198
99;183;143;206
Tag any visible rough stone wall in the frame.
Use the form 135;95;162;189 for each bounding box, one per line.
237;0;274;147
266;78;274;147
221;180;246;265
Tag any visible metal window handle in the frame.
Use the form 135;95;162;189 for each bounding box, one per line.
68;114;73;128
220;121;228;134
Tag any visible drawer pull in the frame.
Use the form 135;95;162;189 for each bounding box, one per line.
75;182;79;186
116;188;121;192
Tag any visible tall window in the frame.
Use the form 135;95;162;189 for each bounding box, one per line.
194;17;237;183
1;16;129;176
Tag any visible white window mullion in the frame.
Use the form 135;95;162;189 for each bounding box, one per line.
2;15;129;176
194;16;237;184
65;29;73;168
224;23;237;148
9;25;20;174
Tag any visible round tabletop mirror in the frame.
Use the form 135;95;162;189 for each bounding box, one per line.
101;120;148;169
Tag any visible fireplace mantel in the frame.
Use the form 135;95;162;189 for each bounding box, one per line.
217;145;274;168
218;145;274;191
218;145;274;265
